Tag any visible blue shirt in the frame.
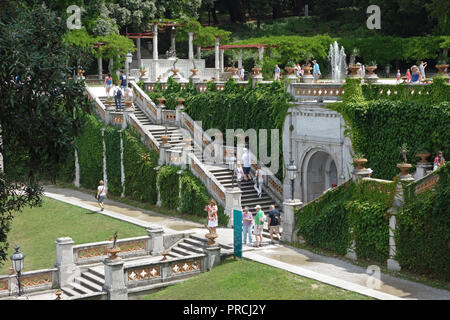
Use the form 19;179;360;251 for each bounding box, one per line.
412;73;419;83
313;63;321;75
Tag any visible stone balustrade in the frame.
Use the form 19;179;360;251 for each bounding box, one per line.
0;268;58;297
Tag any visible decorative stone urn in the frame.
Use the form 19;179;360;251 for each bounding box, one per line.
160;135;171;145
252;67;262;76
229;67;239;76
55;290;64;300
365;65;377;75
285;67;296;75
171;68;179;76
397;163;412;175
108;246;121;260
139;69;147;77
125;99;133;110
302;64;312;75
417;152;431;163
161;251;169;261
436;64;449;75
176;98;185;110
190;69;198;76
354;158;368;170
348;64;361;76
205;232;218;246
156;97;166;107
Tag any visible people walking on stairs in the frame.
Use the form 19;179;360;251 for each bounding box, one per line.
233;162;245;187
205;198;218;235
105;73;112;97
242;148;253;184
254;205;265;247
242;206;253;246
113;84;123;111
267;205;281;244
254;165;264;198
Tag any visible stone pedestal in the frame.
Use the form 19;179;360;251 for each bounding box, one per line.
345;233;357;261
204;246;221;271
103;257;128;300
225;187;242;228
122;108;133;130
55;237;77;288
387;209;401;272
414;162;432;180
147;226;164;256
352;168;373;183
281;199;302;243
286;74;298;83
158;143;171;166
364;74;378;84
302;75;314;83
252;74;263;88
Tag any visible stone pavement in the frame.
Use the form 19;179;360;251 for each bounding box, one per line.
42;186;450;300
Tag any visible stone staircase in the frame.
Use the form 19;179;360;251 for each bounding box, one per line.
99;96;126;111
62;267;105;299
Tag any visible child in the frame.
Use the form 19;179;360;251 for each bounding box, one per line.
396;69;401;84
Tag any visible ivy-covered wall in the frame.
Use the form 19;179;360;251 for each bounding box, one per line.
296;179;395;264
104;127;122;196
77;114;103;190
332;78;450;180
396;164;450;281
157;165;180;210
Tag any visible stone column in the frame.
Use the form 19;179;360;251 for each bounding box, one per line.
281;199;303;243
170;31;176;57
352;167;373;183
225;187;242;228
156;100;166;125
98;56;103;80
197;46;202;60
251;72;263;88
414;162;433;180
152;24;158;60
122;108;133;130
188;32;194;60
215;37;220;71
103;257;128;300
136;37;141;69
55;237;76;288
74;148;80;188
258;47;264;61
147;226;164;256
159;143;171;166
238;50;243;69
219;49;224;72
387;208;401;271
204;246;221;271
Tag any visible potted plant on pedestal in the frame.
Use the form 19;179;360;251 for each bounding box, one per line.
161;125;171;145
436;57;449;76
190;58;198;77
397;143;412;175
416;148;431;163
285;61;296;76
302;52;314;75
353;152;368;170
365;61;378;75
139;66;147;78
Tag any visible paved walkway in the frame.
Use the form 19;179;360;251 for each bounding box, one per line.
41;186;450;300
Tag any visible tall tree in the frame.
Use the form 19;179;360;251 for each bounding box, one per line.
0;3;91;264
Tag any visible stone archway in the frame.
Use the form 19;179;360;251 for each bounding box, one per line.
303;150;338;202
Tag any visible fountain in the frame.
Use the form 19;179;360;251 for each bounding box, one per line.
328;41;347;83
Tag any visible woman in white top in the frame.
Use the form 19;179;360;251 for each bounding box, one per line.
254;165;264;198
233;162;245;187
96;180;107;211
124;83;134;101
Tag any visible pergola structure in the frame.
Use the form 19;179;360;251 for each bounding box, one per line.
201;44;274;71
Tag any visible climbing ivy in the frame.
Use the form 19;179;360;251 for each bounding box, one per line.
76;115;103;189
122;129;158;203
104;127;122;196
157;165;180;210
396;163;450;280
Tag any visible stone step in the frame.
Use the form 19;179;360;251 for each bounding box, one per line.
61;286;79;297
172;246;194;256
75;276;103;293
184;237;207;248
81;271;105;287
178;242;204;254
69;281;93;295
88;267;105;280
167;251;185;258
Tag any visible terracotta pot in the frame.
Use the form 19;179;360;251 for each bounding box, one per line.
354;158;368;170
190;69;198;76
139;69;147;76
285;67;296;75
161;135;171;145
205;232;218;245
229;67;238;76
176;98;185;107
417;152;431;163
349;65;361;76
252;67;262;76
161;251;169;261
436;64;449;75
397;163;412;175
108;247;121;260
156;97;166;106
365;66;377;75
172;69;179;75
125;100;133;109
302;65;312;75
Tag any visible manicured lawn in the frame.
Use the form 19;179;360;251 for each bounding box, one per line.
0;197;146;275
139;258;373;300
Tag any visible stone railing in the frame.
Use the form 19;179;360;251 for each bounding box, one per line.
124;253;205;291
0;268;58;297
73;236;150;265
127;114;160;154
289;83;345;102
85;86;106;121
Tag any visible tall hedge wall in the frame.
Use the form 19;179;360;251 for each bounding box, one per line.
76;114;103;189
104;126;122;196
157;165;180;210
396;164;450;281
332;78;450;180
122;129;158;204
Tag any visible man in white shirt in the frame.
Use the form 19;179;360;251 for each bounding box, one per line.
242;148;252;184
113;84;123;111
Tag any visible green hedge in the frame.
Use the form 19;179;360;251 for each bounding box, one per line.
77;115;103;189
332;79;450;180
296;179;394;263
396;164;450;280
122;129;158;203
104;127;122;196
157;165;180;210
57;146;75;183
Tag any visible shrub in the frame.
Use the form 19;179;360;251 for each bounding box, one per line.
157;165;180;210
104;126;122;196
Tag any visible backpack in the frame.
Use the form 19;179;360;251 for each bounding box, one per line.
270;211;280;225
